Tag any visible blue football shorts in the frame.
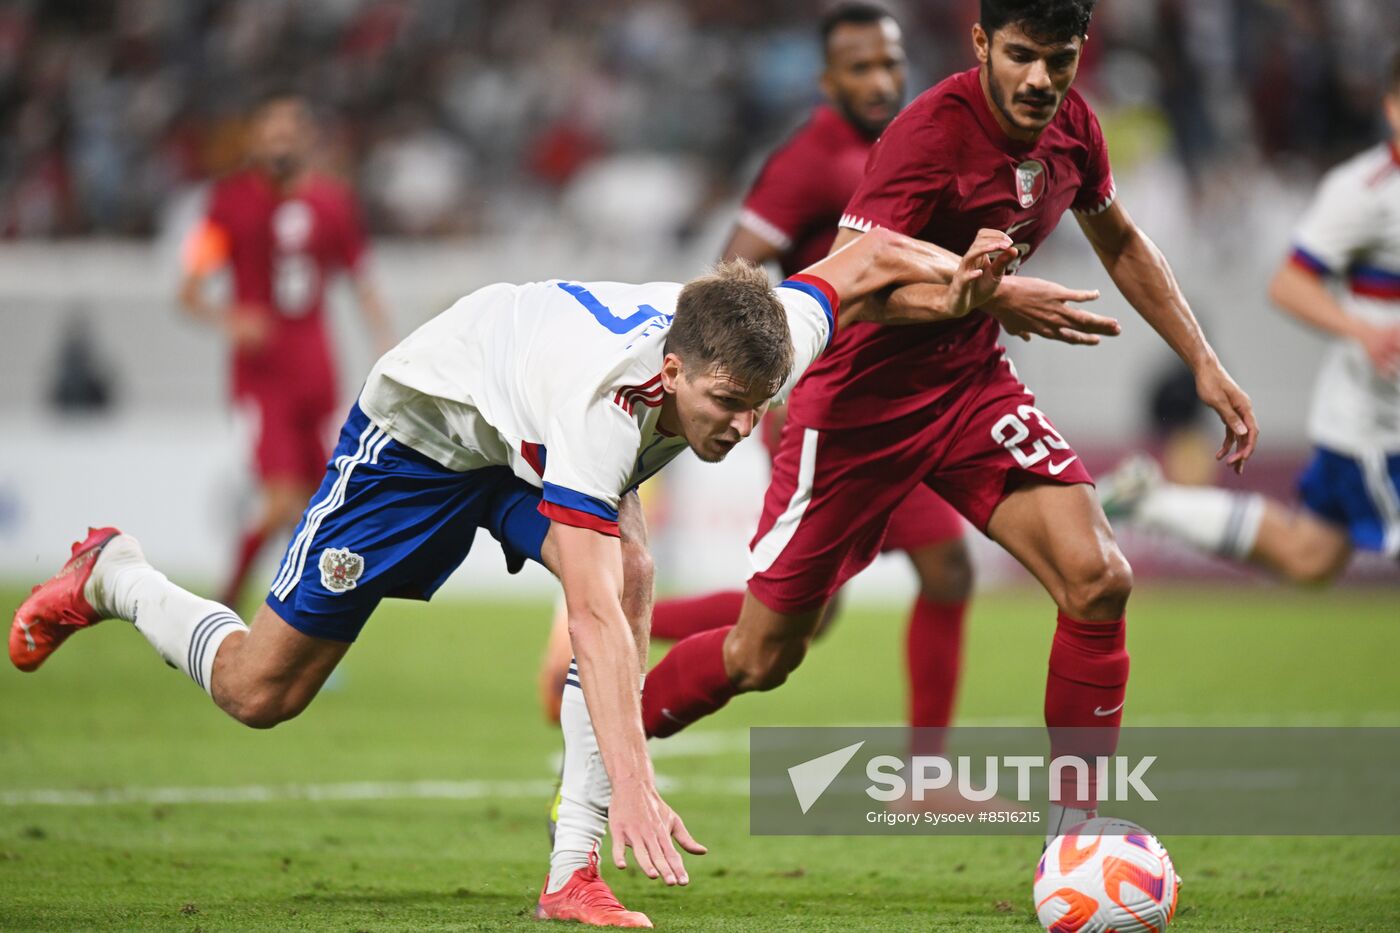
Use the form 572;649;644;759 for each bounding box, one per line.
265;403;552;642
1297;446;1400;557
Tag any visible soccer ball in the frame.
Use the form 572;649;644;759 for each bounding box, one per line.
1034;817;1179;932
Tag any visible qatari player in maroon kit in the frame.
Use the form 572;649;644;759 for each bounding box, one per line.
637;0;1258;836
537;4;977;756
180;92;393;609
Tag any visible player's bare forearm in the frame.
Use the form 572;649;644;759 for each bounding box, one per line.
551;523;704;883
1269;262;1400;377
721;225;784;267
819;226;960;296
1078;205;1215;371
553;525;650;787
871;281;955;324
1079;202;1258;470
814;226;1023;326
1268;262;1368;341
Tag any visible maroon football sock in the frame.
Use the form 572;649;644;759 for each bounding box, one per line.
1044;611;1129;807
905;596;967;757
220;528;268;608
642;626;737;738
650;590;745;642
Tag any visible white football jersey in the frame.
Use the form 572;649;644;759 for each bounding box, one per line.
357;276;834;532
1290;141;1400;454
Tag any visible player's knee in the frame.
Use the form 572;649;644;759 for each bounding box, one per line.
226;689;305;730
915;541;974;603
1282;547;1345;586
1062;549;1133;620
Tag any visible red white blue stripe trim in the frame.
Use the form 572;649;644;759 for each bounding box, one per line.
1349;263;1400;300
1288;246;1332;277
779;274;839;347
539;483;621;536
520;441;547;476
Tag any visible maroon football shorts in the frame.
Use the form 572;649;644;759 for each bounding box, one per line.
760;407;965;555
747;354;1093;614
237;384;337;487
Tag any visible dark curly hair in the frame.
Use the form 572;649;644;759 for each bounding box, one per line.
980;0;1095;44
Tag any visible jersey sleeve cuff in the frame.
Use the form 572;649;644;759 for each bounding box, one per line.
838;212;878;233
540;483;621;537
1288;246;1332;278
538;501;621;537
1072;181;1118;216
778;274;839;346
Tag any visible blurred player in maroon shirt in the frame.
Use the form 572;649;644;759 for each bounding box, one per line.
639;0;1258;835
180;92;393;608
538;4;974;756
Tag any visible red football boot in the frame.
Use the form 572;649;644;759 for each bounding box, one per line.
534;849;652;928
10;527;123;672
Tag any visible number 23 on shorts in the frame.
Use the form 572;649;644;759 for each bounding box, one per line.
991;404;1078;474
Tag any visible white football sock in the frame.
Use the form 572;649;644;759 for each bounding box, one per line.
1046;804;1097;843
1133;484;1264;560
84;534;248;696
547;658;612;894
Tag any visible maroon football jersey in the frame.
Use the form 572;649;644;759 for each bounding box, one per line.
204;170;368;399
788;67;1116;430
739;104;876;277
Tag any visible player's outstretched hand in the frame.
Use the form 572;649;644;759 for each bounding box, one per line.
1195;363;1258;474
609;781;707;886
985;276;1119;345
1358;322;1400;379
944;229;1017;319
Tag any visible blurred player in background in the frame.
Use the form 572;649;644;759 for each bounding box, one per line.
538;2;974;758
597;0;1257;845
178;91;394;608
1101;54;1400;581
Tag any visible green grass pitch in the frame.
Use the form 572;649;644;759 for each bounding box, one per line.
2;583;1398;931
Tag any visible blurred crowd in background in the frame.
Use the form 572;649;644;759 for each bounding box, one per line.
1;0;1397;239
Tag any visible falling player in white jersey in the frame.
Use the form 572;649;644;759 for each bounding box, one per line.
11;226;1037;927
1102;54;1400;580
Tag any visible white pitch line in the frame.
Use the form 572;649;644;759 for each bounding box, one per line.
11;713;1397;808
0;779;555;808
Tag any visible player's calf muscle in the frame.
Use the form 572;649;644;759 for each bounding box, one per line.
1257;510;1351;585
724;636;806;691
722;603;824;692
209;605;346;728
910;540;974;603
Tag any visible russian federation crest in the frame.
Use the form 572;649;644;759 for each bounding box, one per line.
319;547;364;593
1014;159;1046;208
